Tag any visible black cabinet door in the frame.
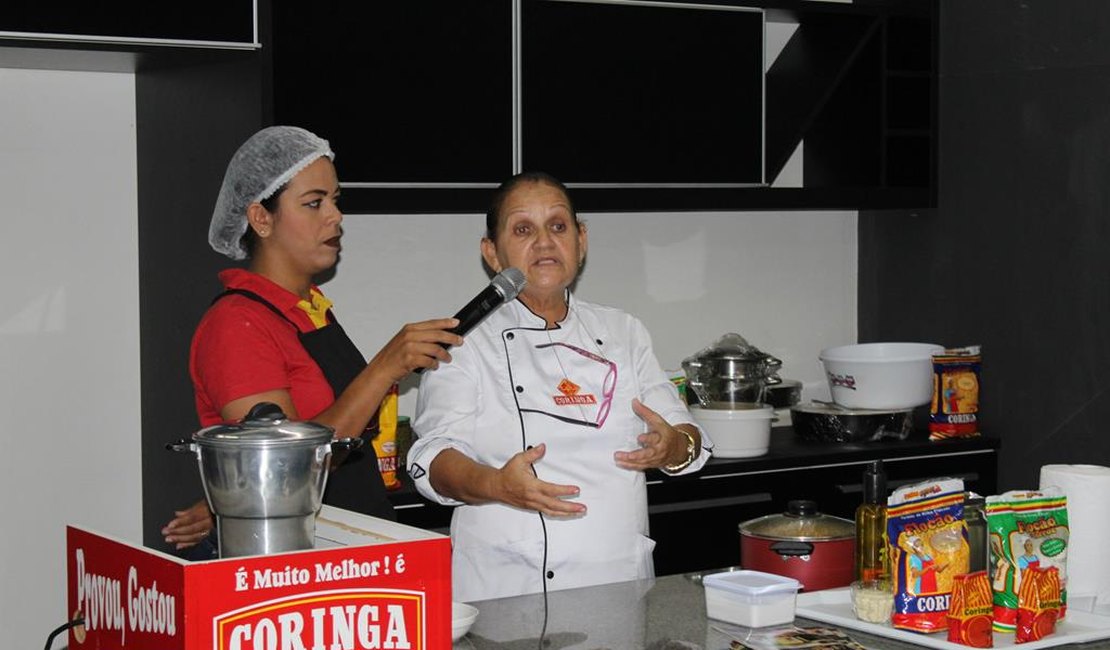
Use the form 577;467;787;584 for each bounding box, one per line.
272;1;513;193
0;1;255;44
520;0;764;187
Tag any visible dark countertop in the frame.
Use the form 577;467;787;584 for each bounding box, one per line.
391;429;1001;508
454;570;1107;650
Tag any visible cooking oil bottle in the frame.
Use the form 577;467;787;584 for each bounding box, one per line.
855;460;890;582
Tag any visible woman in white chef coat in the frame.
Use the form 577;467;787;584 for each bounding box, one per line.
407;171;712;602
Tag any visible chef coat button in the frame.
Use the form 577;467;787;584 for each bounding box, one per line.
506;332;515;340
596;339;603;346
546;570;555;579
516;385;524;393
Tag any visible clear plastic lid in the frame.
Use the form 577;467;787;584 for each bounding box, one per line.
703;570;801;596
739;500;855;541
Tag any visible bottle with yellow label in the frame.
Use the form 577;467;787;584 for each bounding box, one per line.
372;384;402;491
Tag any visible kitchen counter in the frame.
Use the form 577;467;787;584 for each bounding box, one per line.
455;571;1108;650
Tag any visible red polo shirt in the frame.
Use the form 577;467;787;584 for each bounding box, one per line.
189;269;336;426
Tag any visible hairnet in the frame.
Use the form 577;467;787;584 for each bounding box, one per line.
209;126;335;260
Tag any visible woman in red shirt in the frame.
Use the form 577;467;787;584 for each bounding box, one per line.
162;126;461;552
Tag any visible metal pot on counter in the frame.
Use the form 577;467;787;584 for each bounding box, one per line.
738;500;856;591
168;402;362;558
682;333;782;407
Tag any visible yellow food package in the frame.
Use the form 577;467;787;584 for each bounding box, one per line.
930;345;982;440
372;383;401;490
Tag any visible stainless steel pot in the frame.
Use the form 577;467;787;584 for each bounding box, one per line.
168;402;362;558
682;333;782;407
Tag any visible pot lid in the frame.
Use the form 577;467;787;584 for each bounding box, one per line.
682;333;783;385
193;402;335;448
684;333;778;364
739;500;855;541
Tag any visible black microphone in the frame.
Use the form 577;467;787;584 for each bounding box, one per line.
416;268;527;373
449;267;527;339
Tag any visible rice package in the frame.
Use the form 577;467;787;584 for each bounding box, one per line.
985;488;1069;633
929;346;981;440
888;477;970;632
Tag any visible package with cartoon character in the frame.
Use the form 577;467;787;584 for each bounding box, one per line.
985;488;1069;633
888;477;970;632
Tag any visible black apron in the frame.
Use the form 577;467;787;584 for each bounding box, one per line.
215;289;395;520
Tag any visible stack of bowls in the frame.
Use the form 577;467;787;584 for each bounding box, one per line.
683;334;783;457
791;342;943;443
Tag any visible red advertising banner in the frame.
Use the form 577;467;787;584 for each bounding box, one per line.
66;507;451;649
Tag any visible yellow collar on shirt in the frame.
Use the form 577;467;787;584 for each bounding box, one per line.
295;288;333;329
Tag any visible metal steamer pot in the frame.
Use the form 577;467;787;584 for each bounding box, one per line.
168;402;362;558
738;500;856;591
682;334;782;407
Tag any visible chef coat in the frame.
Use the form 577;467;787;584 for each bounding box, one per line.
409;293;711;602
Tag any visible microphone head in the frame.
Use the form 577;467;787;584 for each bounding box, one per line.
491;267;527;301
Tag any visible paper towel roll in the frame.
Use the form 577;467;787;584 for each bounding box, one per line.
1040;464;1110;604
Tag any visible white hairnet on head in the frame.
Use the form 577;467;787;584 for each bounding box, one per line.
209;125;335;260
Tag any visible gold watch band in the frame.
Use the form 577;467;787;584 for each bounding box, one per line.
662;429;697;474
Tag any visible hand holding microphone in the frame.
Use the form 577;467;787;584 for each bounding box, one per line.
446;267;527;341
409;268;527;374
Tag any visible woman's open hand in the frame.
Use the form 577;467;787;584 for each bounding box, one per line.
494;443;585;517
614;399;690;471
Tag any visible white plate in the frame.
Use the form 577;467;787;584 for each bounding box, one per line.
796;588;1110;650
452;602;479;642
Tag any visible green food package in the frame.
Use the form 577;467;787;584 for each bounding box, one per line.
984;488;1069;633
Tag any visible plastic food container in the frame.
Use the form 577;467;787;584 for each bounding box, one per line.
690;403;775;458
819;343;944;410
703;569;801;627
850;579;893;623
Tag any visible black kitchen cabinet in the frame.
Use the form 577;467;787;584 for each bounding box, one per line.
0;1;256;46
267;0;937;214
520;1;764;187
271;0;513;205
647;432;997;575
387;431;999;577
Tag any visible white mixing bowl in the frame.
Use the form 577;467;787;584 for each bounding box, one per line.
819;342;944;410
452;602;479;641
691;404;775;458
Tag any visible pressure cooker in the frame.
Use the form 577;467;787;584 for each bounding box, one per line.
168;402;362;558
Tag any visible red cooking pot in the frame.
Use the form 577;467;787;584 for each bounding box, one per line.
739;500;855;591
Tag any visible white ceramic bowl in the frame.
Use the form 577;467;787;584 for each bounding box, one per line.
690;404;774;458
452;602;479;642
819;342;944;410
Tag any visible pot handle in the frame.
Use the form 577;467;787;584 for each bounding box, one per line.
770;540;815;558
165;439;197;453
318;437;364;463
332;437;364;452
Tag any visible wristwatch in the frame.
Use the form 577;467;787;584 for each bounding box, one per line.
662;428;697;474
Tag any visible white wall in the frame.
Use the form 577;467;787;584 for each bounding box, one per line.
0;61;857;649
0;67;142;648
324;209;856;417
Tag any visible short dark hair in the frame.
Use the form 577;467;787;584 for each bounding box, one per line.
484;171;578;239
